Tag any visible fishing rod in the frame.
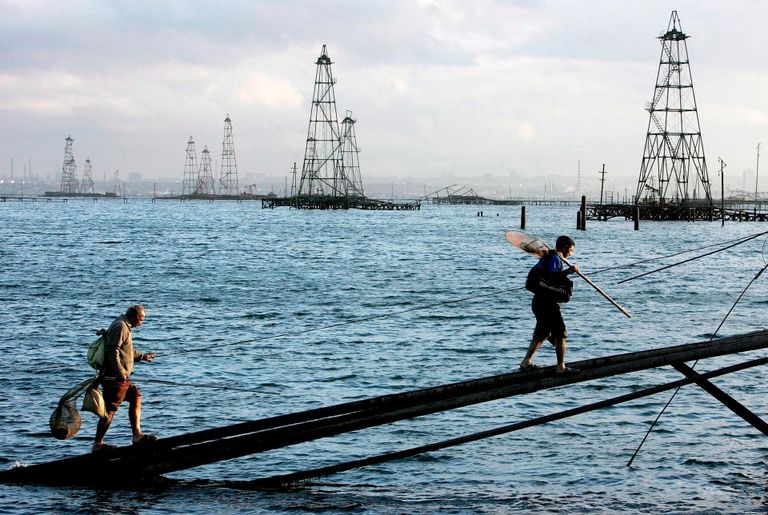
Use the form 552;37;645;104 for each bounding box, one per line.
505;230;631;318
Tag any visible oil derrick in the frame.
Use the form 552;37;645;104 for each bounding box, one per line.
58;136;79;194
340;110;365;197
218;115;239;196
635;11;712;207
197;146;216;195
81;158;95;194
296;45;347;197
182;136;199;196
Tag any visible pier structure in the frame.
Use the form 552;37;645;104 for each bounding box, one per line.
80;158;95;195
218;115;239;196
58;136;79;194
181;137;199;196
430;185;522;206
633;10;713;219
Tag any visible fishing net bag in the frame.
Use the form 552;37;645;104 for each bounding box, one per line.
49;377;93;439
49;401;81;440
81;384;106;418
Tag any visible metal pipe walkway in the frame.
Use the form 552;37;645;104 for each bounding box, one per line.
2;329;768;487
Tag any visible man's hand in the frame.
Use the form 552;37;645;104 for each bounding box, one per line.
568;264;580;274
144;352;156;363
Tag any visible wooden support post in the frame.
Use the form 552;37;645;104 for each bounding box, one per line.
576;210;582;230
520;206;526;230
673;362;768;436
633;207;640;230
580;195;587;230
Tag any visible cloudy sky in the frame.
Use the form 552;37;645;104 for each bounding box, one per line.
1;0;766;193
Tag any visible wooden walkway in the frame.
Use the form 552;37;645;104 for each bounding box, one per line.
261;195;420;210
2;329;768;487
588;202;768;222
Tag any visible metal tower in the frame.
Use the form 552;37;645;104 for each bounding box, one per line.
81;158;95;194
340;110;365;197
635;11;712;206
219;115;239;196
182;136;199;196
296;45;348;197
59;136;79;194
197;146;216;195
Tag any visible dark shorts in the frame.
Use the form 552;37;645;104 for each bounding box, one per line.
101;380;141;413
532;295;567;342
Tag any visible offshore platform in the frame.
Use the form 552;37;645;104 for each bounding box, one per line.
262;45;418;210
44;136;116;198
587;11;765;222
168;115;252;200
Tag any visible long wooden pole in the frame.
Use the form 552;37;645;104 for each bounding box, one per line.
504;230;628;318
561;255;631;318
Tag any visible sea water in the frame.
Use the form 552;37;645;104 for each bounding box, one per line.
1;199;768;513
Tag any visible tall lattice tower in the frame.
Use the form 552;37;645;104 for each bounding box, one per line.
182;136;199;196
59;135;79;194
296;45;349;197
635;11;712;206
197;146;216;195
219;115;239;196
340;110;365;197
81;158;95;194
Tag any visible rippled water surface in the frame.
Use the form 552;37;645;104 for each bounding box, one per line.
2;200;768;513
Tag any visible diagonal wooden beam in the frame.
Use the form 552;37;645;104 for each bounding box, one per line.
672;361;768;436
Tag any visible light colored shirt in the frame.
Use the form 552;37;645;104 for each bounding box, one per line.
103;314;144;380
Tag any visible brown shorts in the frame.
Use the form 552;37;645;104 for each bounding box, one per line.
101;380;141;413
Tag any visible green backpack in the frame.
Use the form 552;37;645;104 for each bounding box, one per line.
87;330;107;370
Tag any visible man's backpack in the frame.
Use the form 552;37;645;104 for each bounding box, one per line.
525;255;573;303
87;330;107;370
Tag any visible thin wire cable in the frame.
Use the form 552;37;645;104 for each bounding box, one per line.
25;233;768;383
26;232;764;369
590;231;767;275
626;261;768;467
179;231;766;355
618;230;768;284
